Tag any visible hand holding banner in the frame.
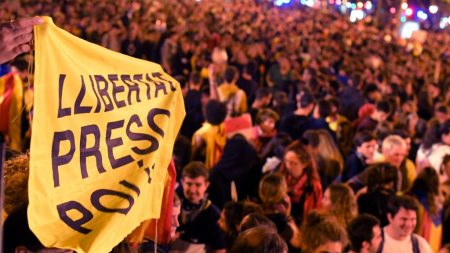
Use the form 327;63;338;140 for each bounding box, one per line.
29;17;185;253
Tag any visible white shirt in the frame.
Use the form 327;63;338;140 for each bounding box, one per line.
382;228;433;253
416;143;450;182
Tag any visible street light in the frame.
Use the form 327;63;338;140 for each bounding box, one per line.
429;5;438;14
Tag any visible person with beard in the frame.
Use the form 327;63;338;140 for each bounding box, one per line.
347;214;383;253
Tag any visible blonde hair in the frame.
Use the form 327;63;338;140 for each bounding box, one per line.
303;129;344;173
328;184;358;228
316;130;344;172
259;173;287;205
382;135;406;153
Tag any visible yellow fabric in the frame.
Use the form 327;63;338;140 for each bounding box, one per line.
404;159;417;187
2;209;7;226
192;122;226;169
29;17;185;253
217;83;247;115
326;115;348;132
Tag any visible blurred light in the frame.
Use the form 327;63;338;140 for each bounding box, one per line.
275;0;283;6
365;1;373;10
401;2;408;10
350;9;365;22
329;0;335;4
441;17;450;29
390;7;396;14
282;0;290;3
351;3;356;9
336;0;341;4
401;16;407;22
417;10;428;20
357;2;363;8
429;5;438;14
400;21;420;38
346;2;351;8
405;8;413;16
304;0;315;7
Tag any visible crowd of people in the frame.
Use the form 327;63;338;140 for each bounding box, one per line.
1;0;450;252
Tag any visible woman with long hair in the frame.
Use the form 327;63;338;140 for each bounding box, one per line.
303;129;344;190
280;141;322;224
407;167;445;252
416;119;450;182
321;183;358;228
258;173;302;250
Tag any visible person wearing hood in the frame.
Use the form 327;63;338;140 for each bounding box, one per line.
208;134;262;210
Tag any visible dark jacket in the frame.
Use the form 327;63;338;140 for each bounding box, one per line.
208;134;262;209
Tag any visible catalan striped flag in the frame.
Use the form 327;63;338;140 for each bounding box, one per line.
0;72;23;152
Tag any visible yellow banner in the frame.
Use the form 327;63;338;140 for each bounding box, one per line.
29;17;185;253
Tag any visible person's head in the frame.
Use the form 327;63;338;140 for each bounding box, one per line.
10;57;30;83
421;119;442;150
230;227;288;253
273;91;289;108
297;90;316;113
372;100;392;122
321;184;357;227
224;66;239;83
347;214;382;253
427;82;440;99
259;173;288;206
204;99;227;125
4;204;74;253
218;201;263;237
328;98;340;116
434;104;449;123
255;109;279;134
313;99;332;119
254;87;272;107
408;167;442;214
283;141;315;179
170;193;181;240
278;57;291;72
381;135;407;168
442;155;450;180
239;213;277;232
4;154;30;215
354;131;377;160
391;129;412;154
441;119;450;145
189;71;202;88
366;163;398;192
181;161;210;204
386;195;419;239
301;211;348;253
314;130;344;170
363;84;381;102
